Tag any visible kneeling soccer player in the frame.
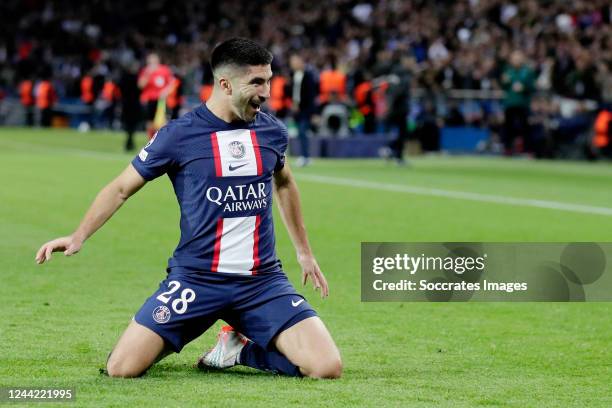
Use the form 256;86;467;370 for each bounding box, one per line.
35;38;342;379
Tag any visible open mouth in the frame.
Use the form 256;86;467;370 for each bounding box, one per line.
249;101;261;112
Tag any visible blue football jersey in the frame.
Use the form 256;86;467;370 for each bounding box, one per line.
131;104;288;276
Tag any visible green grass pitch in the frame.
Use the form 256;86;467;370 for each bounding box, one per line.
1;128;611;407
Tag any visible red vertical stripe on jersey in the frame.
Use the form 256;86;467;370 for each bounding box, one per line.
250;130;263;175
211;218;224;272
251;215;261;275
210;132;222;177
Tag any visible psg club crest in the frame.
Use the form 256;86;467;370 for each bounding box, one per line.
228;141;246;159
152;305;171;324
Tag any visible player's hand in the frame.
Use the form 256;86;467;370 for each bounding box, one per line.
35;236;83;264
299;254;329;298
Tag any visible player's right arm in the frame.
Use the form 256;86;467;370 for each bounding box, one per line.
35;164;146;264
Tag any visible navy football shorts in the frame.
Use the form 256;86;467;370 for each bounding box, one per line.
134;268;317;352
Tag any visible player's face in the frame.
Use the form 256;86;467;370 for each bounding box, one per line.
231;65;272;122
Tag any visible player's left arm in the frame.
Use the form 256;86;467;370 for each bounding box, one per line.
273;164;329;297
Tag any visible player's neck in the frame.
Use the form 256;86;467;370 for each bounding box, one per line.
206;98;240;124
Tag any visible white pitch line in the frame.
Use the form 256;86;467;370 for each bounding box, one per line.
0;140;129;161
296;174;612;217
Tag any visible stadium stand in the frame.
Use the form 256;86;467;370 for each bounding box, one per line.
0;0;610;158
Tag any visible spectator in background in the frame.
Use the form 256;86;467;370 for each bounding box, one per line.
416;100;441;153
289;53;318;167
597;62;612;105
386;55;414;165
528;95;554;158
166;74;184;120
319;55;347;105
565;50;600;101
353;70;376;134
101;76;121;129
501;50;535;155
118;62;141;151
551;45;576;97
18;77;35;126
91;67;107;129
138;53;173;139
80;70;95;129
269;72;291;119
591;104;612;159
36;69;57;127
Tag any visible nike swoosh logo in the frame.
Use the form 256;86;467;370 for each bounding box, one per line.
291;299;305;307
228;163;248;171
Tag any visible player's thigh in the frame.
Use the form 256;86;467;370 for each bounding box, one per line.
130;273;226;356
274;316;342;378
106;320;169;378
107;271;231;378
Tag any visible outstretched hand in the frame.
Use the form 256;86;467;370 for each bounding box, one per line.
299;254;329;298
35;236;82;264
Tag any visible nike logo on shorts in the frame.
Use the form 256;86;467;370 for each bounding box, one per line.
291;299;305;307
228;163;248;171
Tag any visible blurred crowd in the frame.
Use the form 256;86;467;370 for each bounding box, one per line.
0;0;611;158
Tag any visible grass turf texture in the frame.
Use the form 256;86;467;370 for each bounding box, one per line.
1;128;611;407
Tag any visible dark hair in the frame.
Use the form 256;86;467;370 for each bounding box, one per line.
211;38;273;73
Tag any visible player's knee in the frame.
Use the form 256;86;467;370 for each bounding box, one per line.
106;356;145;378
305;355;343;379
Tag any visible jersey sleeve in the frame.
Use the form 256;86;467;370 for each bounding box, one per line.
131;125;178;180
274;120;289;172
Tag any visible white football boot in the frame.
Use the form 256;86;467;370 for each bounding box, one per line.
197;325;249;369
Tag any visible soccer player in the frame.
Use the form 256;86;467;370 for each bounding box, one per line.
34;38;342;379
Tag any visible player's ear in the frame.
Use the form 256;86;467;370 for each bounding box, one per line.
219;77;232;95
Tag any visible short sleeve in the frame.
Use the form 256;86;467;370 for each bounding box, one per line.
131;126;177;180
274;121;289;172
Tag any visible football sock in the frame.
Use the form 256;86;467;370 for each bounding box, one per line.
239;341;302;377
